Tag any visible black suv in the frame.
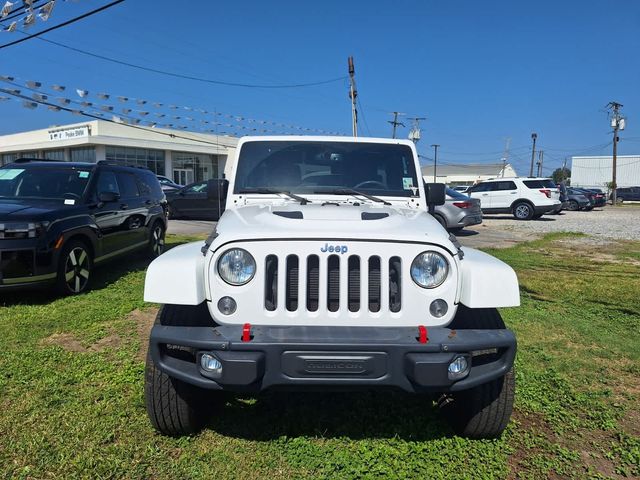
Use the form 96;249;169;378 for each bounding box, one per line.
0;159;167;294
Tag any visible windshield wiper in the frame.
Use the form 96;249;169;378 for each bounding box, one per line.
314;188;391;205
239;188;311;205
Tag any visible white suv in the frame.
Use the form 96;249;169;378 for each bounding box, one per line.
466;177;561;220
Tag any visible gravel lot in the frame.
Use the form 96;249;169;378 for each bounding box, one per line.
479;206;640;239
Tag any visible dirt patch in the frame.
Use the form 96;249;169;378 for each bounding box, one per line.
41;332;122;353
129;307;158;360
507;410;630;480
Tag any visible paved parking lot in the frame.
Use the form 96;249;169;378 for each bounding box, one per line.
166;205;640;249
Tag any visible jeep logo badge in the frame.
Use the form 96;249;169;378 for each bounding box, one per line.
320;243;348;254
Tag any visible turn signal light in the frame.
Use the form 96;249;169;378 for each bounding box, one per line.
539;189;551;198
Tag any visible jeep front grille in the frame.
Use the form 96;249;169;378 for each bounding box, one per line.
264;254;402;314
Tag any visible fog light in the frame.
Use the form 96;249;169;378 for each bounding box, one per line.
430;299;448;317
217;296;237;315
200;353;222;374
448;356;469;380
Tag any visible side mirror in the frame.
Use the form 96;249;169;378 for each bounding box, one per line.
424;182;446;214
98;191;119;203
206;178;229;218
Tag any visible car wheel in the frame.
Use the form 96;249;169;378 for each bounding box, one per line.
148;221;165;258
56;240;92;295
567;200;579;211
512;202;534;220
437;305;515;438
144;305;221;436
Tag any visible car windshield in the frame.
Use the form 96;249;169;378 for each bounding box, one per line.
0;166;92;200
234;141;420;198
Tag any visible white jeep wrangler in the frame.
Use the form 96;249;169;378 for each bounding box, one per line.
143;136;519;438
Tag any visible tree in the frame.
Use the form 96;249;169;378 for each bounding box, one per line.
552;167;570;184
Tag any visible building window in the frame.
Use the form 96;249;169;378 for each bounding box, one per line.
172;152;218;183
20;151;39;159
1;153;18;165
70;147;96;163
43;150;65;161
105;146;165;175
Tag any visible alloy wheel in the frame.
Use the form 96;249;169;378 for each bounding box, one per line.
64;247;90;293
151;225;165;256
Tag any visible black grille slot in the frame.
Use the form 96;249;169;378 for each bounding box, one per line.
286;255;299;311
389;256;402;312
348;255;360;312
327;254;340;312
306;255;319;311
264;255;278;311
368;256;381;312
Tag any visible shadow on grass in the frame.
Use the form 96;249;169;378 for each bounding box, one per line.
208;390;452;441
454;229;479;237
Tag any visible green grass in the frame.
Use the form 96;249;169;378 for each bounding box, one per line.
0;233;638;479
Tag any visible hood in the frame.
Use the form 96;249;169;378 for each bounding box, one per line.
0;199;70;221
213;202;457;253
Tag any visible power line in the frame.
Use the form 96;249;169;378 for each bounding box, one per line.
6;33;348;89
0;0;126;50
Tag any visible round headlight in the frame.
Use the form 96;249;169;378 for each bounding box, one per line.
410;251;449;288
217;248;256;285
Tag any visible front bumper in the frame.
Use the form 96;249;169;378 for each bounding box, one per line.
149;324;516;393
0;240;57;288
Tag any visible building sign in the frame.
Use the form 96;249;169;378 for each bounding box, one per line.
48;126;90;141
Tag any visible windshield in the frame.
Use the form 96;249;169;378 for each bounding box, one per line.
234;141;420;198
0;166;92;200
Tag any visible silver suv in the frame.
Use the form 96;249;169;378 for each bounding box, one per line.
466;178;561;220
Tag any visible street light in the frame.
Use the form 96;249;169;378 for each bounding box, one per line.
430;144;440;182
529;133;538;177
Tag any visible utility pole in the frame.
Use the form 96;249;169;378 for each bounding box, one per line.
606;101;624;204
529;132;538;177
387;112;405;139
536;150;544;177
562;157;568;182
347;56;358;137
430;144;440;182
501;137;511;177
408;117;426;144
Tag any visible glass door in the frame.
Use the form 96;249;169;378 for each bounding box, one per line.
173;168;194;186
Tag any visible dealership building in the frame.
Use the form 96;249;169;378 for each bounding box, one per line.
0;120;239;184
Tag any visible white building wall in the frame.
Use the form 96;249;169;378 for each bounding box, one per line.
571;155;640;188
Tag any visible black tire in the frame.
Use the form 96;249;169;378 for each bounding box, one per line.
56;239;92;295
438;306;515;439
144;304;219;436
512;201;534;220
433;214;447;229
567;200;579;211
148;221;166;258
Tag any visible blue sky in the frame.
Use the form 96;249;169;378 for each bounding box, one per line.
1;0;639;175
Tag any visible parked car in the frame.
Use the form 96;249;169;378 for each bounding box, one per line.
466;177;561;220
612;186;640;202
432;186;482;232
157;175;183;192
564;187;592;211
582;188;607;207
0;159;167;294
165;180;224;220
